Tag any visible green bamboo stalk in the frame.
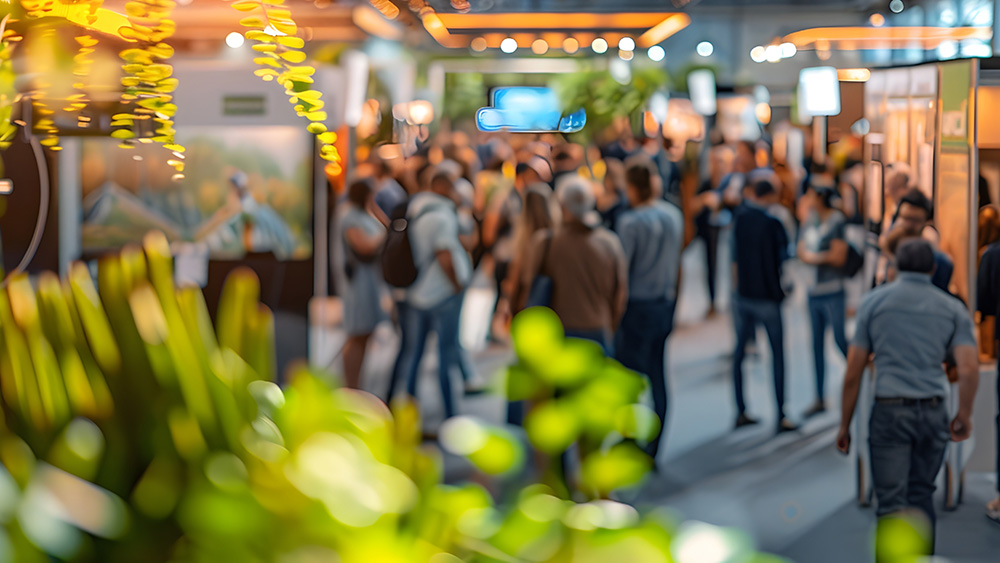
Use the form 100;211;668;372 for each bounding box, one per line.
0;278;49;429
216;268;261;357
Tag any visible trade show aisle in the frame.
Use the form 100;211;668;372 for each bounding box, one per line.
309;242;1000;561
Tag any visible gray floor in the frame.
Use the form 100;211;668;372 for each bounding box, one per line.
311;235;1000;562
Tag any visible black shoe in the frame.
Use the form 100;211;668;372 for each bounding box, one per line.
777;418;799;433
803;401;827;418
735;413;759;428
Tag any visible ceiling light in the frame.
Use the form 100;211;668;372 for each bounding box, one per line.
532;39;548;55
563;37;579;54
471;37;487;52
225;32;245;49
937;39;958;59
837;68;871;82
889;0;904;14
619;49;634;61
870;13;886;27
765;44;781;62
500;37;517;53
648;45;665;61
780;42;796;58
696;41;714;57
592;37;608;54
750;46;766;63
619;37;635;51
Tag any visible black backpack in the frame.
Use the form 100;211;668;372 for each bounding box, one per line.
842;242;864;278
381;200;438;288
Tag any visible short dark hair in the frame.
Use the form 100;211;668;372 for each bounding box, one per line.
625;161;655;202
515;162;536;178
895;238;936;274
347;178;373;207
430;172;453;192
753;180;776;199
809;185;839;209
898;188;932;219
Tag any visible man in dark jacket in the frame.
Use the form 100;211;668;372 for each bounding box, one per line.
731;180;797;433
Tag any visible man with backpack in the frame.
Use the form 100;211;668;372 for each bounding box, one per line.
384;171;472;422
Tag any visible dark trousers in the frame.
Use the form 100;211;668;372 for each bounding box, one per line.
807;290;849;402
695;212;720;306
996;353;1000;496
869;400;950;551
615;297;676;459
733;297;785;419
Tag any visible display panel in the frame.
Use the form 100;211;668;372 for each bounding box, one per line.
81;126;313;260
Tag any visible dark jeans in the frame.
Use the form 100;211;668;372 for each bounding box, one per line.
695;211;720;306
615;297;676;459
733;297;785;419
996;353;1000;495
807;290;849;402
869;401;950;549
396;293;464;419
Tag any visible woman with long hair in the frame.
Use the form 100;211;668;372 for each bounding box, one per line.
505;184;558;315
339;178;387;388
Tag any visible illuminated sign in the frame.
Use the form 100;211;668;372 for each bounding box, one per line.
0;179;11;195
476;87;586;133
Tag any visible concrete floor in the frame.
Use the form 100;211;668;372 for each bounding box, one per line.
308;234;1000;562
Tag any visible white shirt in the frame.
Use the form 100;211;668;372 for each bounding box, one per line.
406;192;473;309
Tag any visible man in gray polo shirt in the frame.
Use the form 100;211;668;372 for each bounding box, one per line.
837;238;979;554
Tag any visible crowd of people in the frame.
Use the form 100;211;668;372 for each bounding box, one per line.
331;127;999;558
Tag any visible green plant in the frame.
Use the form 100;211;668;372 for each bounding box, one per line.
551;66;669;141
0;234;779;562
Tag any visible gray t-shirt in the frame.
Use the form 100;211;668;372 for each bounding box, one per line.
852;272;976;399
406;192;473;310
616;200;683;301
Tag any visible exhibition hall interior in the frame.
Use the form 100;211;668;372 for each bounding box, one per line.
2;0;1000;561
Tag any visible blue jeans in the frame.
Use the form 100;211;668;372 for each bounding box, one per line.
733;298;785;419
397;293;463;419
615;298;676;458
869;401;950;547
807;290;849;402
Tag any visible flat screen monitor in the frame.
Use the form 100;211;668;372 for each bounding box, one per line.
80;126;313;260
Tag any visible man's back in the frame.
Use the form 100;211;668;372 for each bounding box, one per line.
854;272;976;398
530;224;627;333
406;192;472;309
616;200;683;300
732;204;787;302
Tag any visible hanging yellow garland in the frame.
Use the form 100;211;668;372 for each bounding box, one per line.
114;0;183;175
0;11;22;149
230;0;341;175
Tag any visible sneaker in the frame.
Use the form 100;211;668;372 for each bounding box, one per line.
987;498;1000;526
777;418;800;433
735;413;760;428
803;401;827;418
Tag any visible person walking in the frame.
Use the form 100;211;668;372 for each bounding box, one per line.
614;160;683;461
837;238;979;555
338;179;388;389
731;180;797;432
396;172;473;421
976;234;1000;524
523;176;627;353
798;185;850;416
879;188;953;291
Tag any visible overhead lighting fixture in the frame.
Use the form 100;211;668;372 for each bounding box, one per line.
592;37;608;54
750;46;766;63
937;39;958;59
765;44;781;62
563;37;579;53
696;41;714;57
648;45;665;61
225;32;244;49
782;26;992;51
500;37;517;53
889;0;904;14
532;39;549;55
780;42;796;58
619;37;635;51
369;0;400;19
870;13;886;27
837;68;871;82
471;37;487;51
619;49;634;61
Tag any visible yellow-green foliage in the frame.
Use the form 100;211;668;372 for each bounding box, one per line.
0;234;772;562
